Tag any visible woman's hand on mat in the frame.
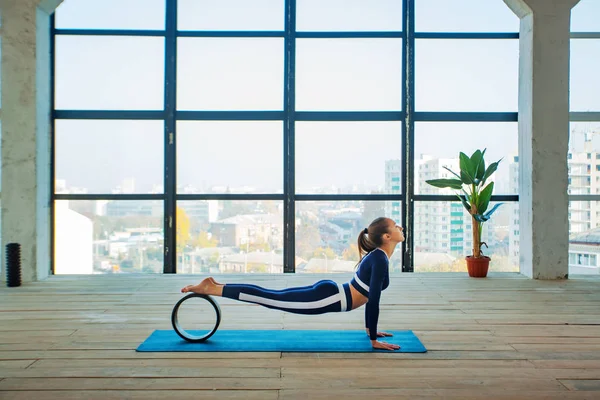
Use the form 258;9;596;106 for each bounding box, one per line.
366;329;393;338
371;340;400;351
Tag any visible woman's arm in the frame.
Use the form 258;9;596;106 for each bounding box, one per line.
365;258;398;350
365;307;393;337
366;265;384;341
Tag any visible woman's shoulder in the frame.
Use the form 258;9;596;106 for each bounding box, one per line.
372;248;390;263
359;249;388;269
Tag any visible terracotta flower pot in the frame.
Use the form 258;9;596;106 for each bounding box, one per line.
465;256;490;278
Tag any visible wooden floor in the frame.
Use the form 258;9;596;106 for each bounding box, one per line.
1;273;599;399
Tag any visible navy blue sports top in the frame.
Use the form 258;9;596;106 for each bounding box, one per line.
350;248;390;340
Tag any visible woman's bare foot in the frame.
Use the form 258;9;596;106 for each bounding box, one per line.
181;277;223;296
208;277;224;286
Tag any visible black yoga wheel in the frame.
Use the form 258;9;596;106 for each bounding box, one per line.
171;293;221;342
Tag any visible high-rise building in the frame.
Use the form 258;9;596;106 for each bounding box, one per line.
508;155;520;267
509;131;600;274
414;156;470;256
566;132;600;233
180;200;219;225
384;160;402;221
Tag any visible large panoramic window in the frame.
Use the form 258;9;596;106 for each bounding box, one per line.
53;0;526;275
412;0;519;273
566;0;600;276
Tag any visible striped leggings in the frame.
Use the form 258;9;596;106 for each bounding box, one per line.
222;279;353;315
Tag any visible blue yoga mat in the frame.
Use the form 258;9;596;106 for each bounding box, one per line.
136;330;427;353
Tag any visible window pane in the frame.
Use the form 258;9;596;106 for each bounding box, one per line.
296;201;403;273
296;39;402;111
570;40;600;112
55;36;165;110
416;39;518;111
416;0;519;32
55;0;165;30
569;201;600;275
177;121;283;193
0;37;3;109
178;0;284;31
177;38;284;110
568;122;600;195
54;200;163;274
296;121;402;194
414;122;518;195
0;120;2;193
296;0;402;32
177;200;283;273
571;0;600;32
55;120;163;194
414;201;517;272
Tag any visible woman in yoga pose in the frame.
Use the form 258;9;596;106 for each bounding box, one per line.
181;216;404;351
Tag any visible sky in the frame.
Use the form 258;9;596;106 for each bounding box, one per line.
51;0;600;194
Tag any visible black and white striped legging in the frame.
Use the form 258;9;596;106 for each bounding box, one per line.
222;279;353;314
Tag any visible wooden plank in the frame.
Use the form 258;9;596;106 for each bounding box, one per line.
559;379;600;391
542;369;600;380
279;389;597;400
0;330;76;338
512;344;600;352
0;361;35;369
0;376;565;391
30;358;283;369
532;360;600;369
415;343;516;351
0;390;278;400
280;351;528;360
516;352;600;360
278;376;566;391
281;367;551;379
0;377;282;390
490;325;600;337
500;337;600;345
474;317;600;325
48;342;141;350
0;350;282;360
29;358;533;369
0;344;54;351
0;367;280;378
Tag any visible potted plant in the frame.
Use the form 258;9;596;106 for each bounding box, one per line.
425;149;502;278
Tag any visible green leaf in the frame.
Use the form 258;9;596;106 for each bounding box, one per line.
470;149;485;181
459;152;475;184
426;179;463;190
457;194;471;212
482;158;503;185
478;154;486;181
462;187;472;201
477;182;494;214
460;170;473;185
443;166;461;181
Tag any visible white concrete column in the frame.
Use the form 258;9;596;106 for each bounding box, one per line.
504;0;579;279
0;0;62;282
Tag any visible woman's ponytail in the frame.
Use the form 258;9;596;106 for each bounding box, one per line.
357;228;376;260
355;217;389;268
